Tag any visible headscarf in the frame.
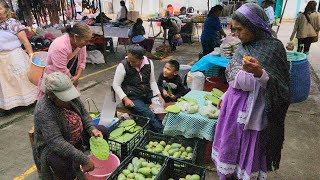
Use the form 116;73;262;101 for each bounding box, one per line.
226;3;290;171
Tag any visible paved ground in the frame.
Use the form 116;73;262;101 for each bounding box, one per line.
1;22;320;180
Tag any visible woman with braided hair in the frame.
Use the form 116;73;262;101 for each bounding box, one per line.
212;3;290;179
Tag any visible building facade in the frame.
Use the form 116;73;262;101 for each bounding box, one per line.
95;0;319;19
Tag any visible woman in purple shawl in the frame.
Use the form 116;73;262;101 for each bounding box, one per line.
212;3;290;179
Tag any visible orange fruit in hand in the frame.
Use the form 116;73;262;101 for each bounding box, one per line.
243;55;252;62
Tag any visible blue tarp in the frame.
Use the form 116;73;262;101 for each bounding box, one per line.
191;54;231;72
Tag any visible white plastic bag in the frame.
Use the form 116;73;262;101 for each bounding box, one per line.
86;50;105;64
200;101;219;119
190;71;205;91
151;97;165;113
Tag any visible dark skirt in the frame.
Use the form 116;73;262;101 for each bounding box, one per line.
137;38;155;52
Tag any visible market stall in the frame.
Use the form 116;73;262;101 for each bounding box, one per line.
147;14;206;41
191;53;231;72
190;35;240;90
90;24;130;38
162;90;219;141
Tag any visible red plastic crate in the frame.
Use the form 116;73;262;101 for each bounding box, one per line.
204;140;213;164
203;76;228;92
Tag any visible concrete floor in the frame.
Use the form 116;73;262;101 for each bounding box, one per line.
1;22;320;180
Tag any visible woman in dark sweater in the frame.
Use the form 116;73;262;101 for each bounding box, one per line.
33;72;108;180
129;18;155;52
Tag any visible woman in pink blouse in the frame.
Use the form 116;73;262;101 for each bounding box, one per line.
45;22;92;86
38;22;93;98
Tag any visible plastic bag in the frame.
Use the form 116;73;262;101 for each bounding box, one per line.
151;97;165;113
200;101;219;119
176;101;189;111
221;35;241;46
220;35;241;57
176;100;198;114
187;104;198;114
86;50;105;64
90;137;110;160
190;72;205;91
286;41;294;51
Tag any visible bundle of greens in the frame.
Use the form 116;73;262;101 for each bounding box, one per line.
109;119;142;143
204;88;224;106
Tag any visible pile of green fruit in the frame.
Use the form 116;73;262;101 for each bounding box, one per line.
204;88;224;106
117;157;162;180
109;119;142;143
144;141;193;160
168;174;201;180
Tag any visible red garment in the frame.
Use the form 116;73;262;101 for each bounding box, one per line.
63;108;83;145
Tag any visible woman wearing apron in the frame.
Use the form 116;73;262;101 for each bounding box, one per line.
0;0;37;116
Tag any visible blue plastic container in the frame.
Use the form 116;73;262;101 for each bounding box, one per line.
93;117;119;128
287;52;310;103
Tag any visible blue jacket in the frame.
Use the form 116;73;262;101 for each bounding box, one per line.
201;16;222;42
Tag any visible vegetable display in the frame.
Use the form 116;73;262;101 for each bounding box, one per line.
200;88;224;119
168;174;201;180
144;141;193;160
89;137;110;160
176;97;199;114
109;119;142;143
117;157;163;180
200;100;220;119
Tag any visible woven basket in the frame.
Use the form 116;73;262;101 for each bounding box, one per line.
287;52;310;103
27;51;47;86
85;98;101;125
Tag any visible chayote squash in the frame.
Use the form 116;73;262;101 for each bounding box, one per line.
171;143;182;149
117;173;126;180
151;167;159;176
138;167;151;177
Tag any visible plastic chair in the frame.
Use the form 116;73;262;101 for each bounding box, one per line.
116;37;130;53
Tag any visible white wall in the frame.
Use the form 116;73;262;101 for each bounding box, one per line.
283;0;298;19
282;0;320;19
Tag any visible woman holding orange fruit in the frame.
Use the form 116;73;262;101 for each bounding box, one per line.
212;3;290;179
